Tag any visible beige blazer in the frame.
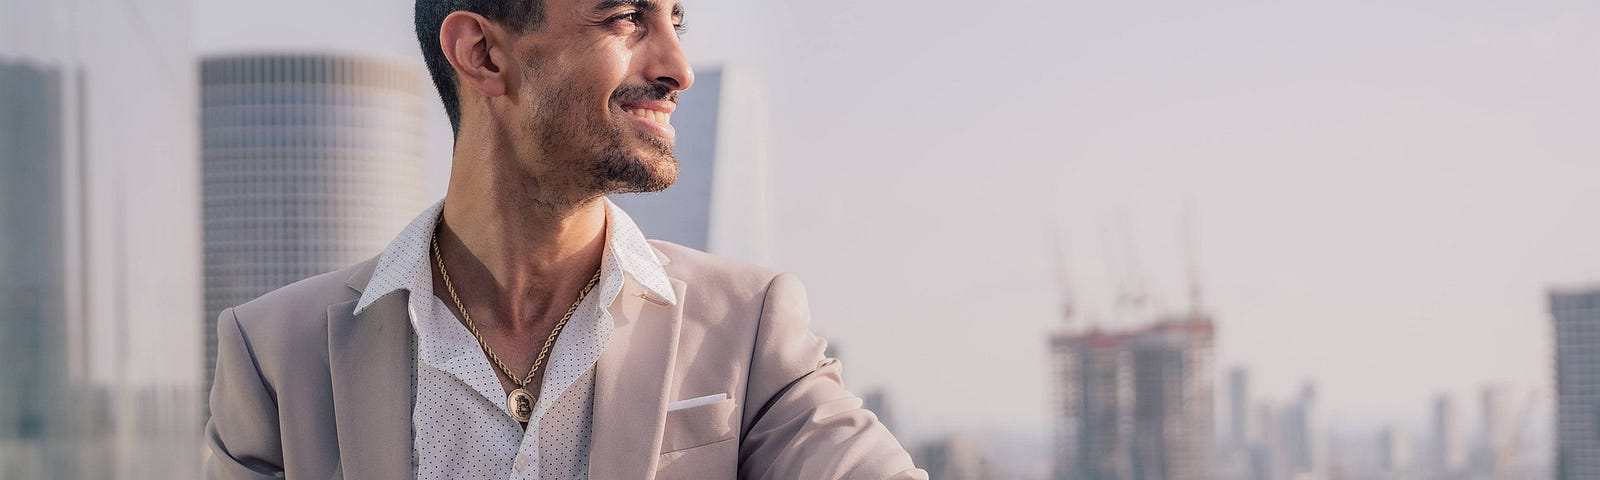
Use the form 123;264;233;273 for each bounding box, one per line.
204;241;926;479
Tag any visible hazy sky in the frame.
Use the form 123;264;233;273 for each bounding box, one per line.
197;0;1600;440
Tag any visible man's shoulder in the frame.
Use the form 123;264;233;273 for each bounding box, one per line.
229;256;374;331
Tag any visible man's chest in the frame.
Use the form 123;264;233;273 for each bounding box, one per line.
409;291;609;479
411;349;599;480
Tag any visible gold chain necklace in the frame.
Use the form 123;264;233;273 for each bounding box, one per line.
432;227;602;423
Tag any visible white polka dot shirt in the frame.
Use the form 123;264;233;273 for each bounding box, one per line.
352;199;678;480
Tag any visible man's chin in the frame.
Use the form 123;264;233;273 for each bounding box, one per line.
592;151;678;195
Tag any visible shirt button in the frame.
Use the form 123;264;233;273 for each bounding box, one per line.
514;455;530;471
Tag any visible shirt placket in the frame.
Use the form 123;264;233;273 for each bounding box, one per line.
510;433;541;479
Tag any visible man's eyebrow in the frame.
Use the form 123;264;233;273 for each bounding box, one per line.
592;0;658;14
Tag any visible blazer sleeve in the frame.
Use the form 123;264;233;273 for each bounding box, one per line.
737;273;928;480
204;307;287;479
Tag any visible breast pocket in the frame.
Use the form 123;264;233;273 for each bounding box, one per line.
656;397;739;479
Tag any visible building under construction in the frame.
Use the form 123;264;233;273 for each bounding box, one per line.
1049;316;1216;480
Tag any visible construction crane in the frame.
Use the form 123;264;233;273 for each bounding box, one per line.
1046;222;1077;331
1181;202;1206;321
1101;213;1151;327
1495;387;1549;480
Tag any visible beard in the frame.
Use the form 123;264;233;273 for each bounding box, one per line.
589;124;678;194
529;81;679;196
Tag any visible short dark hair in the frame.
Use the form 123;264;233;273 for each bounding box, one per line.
414;0;546;138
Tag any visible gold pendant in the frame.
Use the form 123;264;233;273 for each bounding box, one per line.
508;388;535;423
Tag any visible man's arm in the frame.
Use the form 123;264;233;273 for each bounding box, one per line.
204;307;286;479
738;273;927;480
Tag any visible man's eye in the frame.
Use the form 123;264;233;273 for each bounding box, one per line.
607;12;642;25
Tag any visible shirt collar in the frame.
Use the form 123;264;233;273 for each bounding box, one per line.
353;197;675;316
603;199;677;305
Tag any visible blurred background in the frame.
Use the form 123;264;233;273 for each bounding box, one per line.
2;0;1597;478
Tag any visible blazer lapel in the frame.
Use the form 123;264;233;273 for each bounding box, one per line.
589;276;687;479
328;260;414;480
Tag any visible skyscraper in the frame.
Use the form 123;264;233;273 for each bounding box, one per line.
2;0;203;477
1249;403;1284;480
1052;328;1135;480
1051;316;1216;480
0;57;70;480
608;65;775;265
1552;287;1600;480
1380;425;1414;475
1433;393;1466;475
1280;383;1320;479
201;53;430;399
1218;367;1254;480
1228;367;1251;449
1129;320;1216;480
1476;384;1513;475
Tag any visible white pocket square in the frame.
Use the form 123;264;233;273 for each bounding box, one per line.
667;393;729;412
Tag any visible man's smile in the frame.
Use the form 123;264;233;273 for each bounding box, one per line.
620;100;676;140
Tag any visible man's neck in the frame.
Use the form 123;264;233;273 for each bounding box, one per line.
435;153;609;333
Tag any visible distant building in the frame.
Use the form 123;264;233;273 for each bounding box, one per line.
1051;327;1134;480
0;57;72;480
862;388;898;435
916;433;994;480
1380;426;1414;475
200;53;430;401
1228;368;1252;449
1249;402;1286;480
1474;384;1513;475
1432;394;1466;475
1280;383;1321;479
1050;316;1216;480
2;0;204;476
608;65;775;265
1553;287;1600;480
1216;367;1253;480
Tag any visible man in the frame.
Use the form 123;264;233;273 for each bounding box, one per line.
203;0;924;478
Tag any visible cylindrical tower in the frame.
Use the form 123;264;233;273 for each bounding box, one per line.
200;53;429;399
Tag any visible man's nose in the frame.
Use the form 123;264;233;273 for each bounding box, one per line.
641;25;694;92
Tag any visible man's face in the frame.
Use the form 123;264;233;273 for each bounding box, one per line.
505;0;693;195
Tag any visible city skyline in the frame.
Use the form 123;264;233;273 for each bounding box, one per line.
0;1;1593;478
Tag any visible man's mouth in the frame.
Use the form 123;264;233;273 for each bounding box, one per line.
618;99;677;141
624;107;671;127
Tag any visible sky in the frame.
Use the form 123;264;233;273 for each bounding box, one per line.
196;0;1600;445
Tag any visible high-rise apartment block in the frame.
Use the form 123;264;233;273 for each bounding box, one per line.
1553;287;1600;480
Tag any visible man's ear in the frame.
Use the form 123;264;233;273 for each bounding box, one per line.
439;11;510;98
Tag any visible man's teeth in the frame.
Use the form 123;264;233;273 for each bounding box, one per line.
626;108;669;125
